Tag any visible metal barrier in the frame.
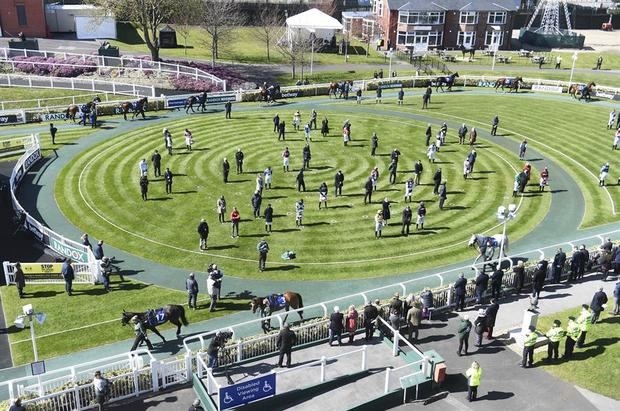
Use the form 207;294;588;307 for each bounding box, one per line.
0;92;113;111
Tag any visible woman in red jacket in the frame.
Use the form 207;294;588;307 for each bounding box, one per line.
230;207;240;238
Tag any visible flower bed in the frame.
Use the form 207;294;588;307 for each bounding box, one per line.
10;56;97;78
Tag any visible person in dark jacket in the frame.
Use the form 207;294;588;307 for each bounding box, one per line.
475;271;489;304
371;133;378;156
276;323;297;367
491;115;499;136
302;144;311;169
273;113;280;133
569;246;581;282
188;398;204;411
329;306;344;346
552;248;566;283
457;315;472;356
484;299;499;339
335;170;344;196
93;240;104;260
296;169;306;192
401;206;412;236
186;273;199;310
454;272;467;311
222;158;230;183
251;191;262;218
438;181;447;209
532;260;548;298
151;150;161;177
577;245;588;280
590;287;608;323
14;263;26;299
264;203;273;232
363;300;380;341
432;168;442;195
414;160;423;185
388;159;398;184
235;148;244;174
61;258;75;296
197;219;209;250
513;260;525;293
164;168;173;194
50;123;58;145
490;266;504;300
364;178;373;204
473;309;487;347
278;121;286;141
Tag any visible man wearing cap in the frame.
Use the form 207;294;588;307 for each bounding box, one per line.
130;316;153;351
474;270;489;304
545;320;565;361
485;299;500;339
457;314;472;356
197;218;209;251
276;323;297;368
186;273;199;310
521;325;537;368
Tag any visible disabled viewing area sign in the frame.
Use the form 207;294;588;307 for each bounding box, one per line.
218;373;276;410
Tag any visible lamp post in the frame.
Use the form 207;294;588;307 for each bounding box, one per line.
14;304;46;362
568;51;578;89
496;204;517;265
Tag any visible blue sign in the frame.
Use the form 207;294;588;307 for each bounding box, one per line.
219;373;276;410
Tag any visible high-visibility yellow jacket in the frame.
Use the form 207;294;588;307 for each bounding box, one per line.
466;366;482;387
546;326;565;343
566;320;580;340
524;330;538;347
577;310;591;332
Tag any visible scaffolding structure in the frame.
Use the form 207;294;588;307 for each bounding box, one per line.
525;0;574;35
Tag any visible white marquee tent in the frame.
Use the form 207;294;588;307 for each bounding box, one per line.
286;8;343;45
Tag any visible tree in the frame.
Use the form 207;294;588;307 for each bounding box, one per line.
172;0;203;56
201;0;245;67
87;0;180;61
255;8;284;63
277;33;313;79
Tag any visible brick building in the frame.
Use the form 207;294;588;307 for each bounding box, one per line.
0;0;47;38
373;0;520;51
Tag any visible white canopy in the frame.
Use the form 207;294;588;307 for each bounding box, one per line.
286;8;344;30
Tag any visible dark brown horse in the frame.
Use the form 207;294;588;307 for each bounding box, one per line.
119;97;148;120
494;77;522;93
568;82;595;101
435;72;459;92
250;292;304;333
121;304;188;341
65;101;94;122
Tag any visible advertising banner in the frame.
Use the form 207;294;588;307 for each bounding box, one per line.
20;263;64;275
532;84;563;93
49;236;89;263
0;110;26;126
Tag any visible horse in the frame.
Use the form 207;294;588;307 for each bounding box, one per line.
184;96;198;114
435;72;459;92
459;45;475;60
121;304;188;341
119;97;148;120
468;233;509;265
250;292;304;333
494;77;522;93
568;82;595;101
259;84;280;104
65;101;94;122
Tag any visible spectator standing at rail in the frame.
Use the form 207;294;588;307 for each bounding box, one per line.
92;371;111;411
151;150;161;177
490;266;503;299
93;240;104;260
186;273;199;310
454;273;467;311
276;323;297;368
474;270;489;304
329;306;345;346
363;300;380;341
406;299;422;342
50;123;58;144
345;305;359;344
552;248;566;283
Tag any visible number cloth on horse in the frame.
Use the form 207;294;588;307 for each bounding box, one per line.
267;294;287;310
147;308;166;326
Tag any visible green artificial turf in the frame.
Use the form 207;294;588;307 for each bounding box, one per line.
534;307;620;400
0;280;249;365
55;102;550;280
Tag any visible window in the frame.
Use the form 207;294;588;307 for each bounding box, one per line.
485;31;504;46
459;11;478;24
488;12;507;24
398;11;445;25
457;31;476;46
374;0;384;17
16;5;27;26
397;31;443;46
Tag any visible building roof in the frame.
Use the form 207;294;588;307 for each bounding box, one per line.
390;0;520;12
342;11;374;19
286;8;344;30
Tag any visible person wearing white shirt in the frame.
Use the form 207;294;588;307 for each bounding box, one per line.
138;159;148;176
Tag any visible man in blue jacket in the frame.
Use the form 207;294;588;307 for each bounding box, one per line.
61;258;75;296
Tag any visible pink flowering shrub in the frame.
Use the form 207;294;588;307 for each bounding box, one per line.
11;56;97;77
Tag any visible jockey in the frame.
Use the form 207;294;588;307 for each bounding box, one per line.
539;167;549;192
599;162;610;186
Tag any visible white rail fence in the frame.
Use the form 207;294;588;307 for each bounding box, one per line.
0;47;226;91
0;92;114;111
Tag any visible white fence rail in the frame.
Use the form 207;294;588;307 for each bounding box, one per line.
0;47;226;91
0;92;114;111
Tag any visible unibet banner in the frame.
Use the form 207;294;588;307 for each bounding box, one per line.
20;263;64;275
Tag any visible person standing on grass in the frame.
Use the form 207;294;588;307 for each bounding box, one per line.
364;177;373;205
404;178;414;203
563;316;580;359
416;201;426;230
264;167;273;189
613;280;620;315
422;90;430;109
590;287;608;324
388;159;398;184
62;258;74;296
197;218;209;250
382;198;391;225
139;175;148;201
371;167;379;192
438;181;447;210
375;86;382;103
432;168;442;194
92;371;111;411
224;101;232;119
310;109;318;129
318;182;328;209
457;315;472;356
414;160;423;185
370;132;378;156
164;128;173;155
595;55;603;70
296;168;305;192
613;128;620;150
521;325;537;368
217;196;226;224
401;205;412;236
90;110;97;129
207;264;223;312
491;115;499;136
356;88;362;104
302;144;311;169
222;158;230;183
184;129;193;151
374;210;384;238
295;199;304;227
14;262;25;299
465;361;482;402
335;170;344;197
264;203;273;233
397;87;404;105
138;159;148;177
164;168;173;194
255;173;264;195
293;110;302;131
544;320;565;361
50;123;58;145
519;140;527;160
282;147;290;172
321;117;329;137
304;123;312;143
278;121;286;141
599;162;610;186
276;323;297;368
151;150;161;177
273;113;280;133
186;273;199;310
251;191;262;219
607;109;616;130
257;238;269;272
458;123;467;145
235;148;244;174
230;207;240;238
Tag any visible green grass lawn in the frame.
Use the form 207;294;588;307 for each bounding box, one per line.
0;280;248;365
373;92;615;227
0;87;120;110
55;102;550;280
110;23;387;66
534;307;620;400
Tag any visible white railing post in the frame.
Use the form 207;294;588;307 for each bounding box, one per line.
112;83;116;94
320;356;326;382
132;367;140;397
195;67;198;80
73;384;82;411
361;345;367;371
393;331;399;357
184;352;193;382
384;368;391;393
237;341;243;362
150;359;160;392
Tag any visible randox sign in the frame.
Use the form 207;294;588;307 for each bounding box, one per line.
40;113;67;122
49;237;89;263
219;373;276;410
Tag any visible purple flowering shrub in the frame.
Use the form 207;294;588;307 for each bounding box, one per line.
11;56;97;77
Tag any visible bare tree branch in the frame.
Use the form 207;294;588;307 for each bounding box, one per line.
171;0;203;55
255;9;284;63
201;0;245;67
